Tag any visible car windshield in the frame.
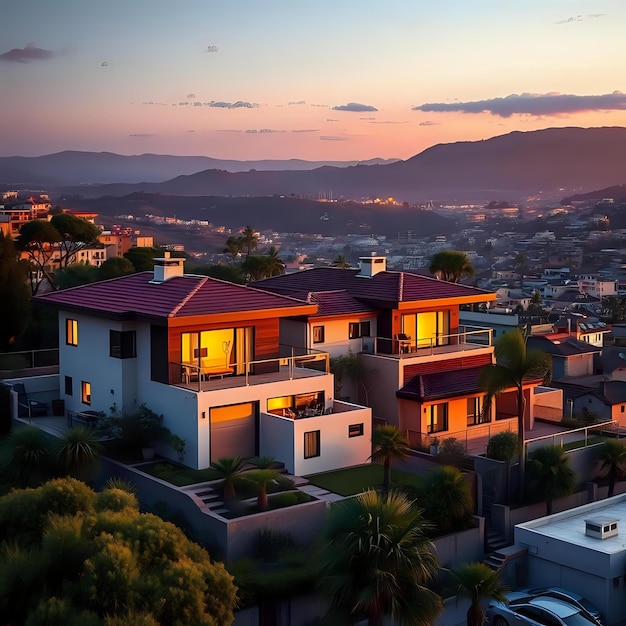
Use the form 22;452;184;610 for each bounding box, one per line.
562;612;596;626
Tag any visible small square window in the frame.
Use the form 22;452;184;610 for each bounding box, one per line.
64;376;73;396
81;381;91;405
313;326;325;344
360;321;371;337
66;319;78;346
349;322;360;339
348;423;364;438
304;430;320;458
110;330;137;359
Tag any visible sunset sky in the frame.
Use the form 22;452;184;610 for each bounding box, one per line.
2;0;626;161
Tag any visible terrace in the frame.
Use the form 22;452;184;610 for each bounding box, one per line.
361;325;493;359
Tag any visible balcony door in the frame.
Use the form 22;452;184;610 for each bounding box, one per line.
402;311;449;349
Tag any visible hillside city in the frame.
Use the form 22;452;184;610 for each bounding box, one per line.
3;174;626;625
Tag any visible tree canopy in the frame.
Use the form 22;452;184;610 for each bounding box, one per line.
0;477;237;625
0;232;31;349
429;250;475;283
319;489;442;626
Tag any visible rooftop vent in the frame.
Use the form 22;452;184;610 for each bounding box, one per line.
357;254;386;278
585;518;619;540
150;251;184;284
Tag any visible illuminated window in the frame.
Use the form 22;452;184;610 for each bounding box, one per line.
66;319;78;346
304;430;320;458
81;381;91;405
348;423;364;438
313;326;325;344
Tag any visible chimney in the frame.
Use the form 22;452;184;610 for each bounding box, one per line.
357;254;386;278
150;251;184;283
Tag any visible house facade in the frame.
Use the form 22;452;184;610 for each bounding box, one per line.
254;256;544;451
37;255;371;475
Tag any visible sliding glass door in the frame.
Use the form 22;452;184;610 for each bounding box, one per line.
402;311;449;349
182;327;254;375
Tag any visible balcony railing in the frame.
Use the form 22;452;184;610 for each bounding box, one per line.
0;348;59;373
361;325;493;357
169;348;330;392
406;416;517;453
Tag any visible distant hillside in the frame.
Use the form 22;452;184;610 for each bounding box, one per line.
54;127;626;202
0;151;400;186
67;193;455;237
564;183;626;204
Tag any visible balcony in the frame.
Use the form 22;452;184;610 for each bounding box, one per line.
0;349;59;377
169;349;330;393
361;325;493;359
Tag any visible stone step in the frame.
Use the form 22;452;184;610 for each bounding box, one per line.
212;507;229;515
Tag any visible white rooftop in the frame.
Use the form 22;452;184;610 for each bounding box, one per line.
517;495;626;555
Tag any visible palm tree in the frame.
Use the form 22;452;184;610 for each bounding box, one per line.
598;439;626;497
527;445;575;515
371;424;410;499
421;465;474;535
244;469;280;511
449;562;509;626
332;254;350;269
55;426;103;481
8;426;50;487
239;225;259;259
211;456;245;501
479;329;551;488
223;236;241;264
429;250;475;283
319;489;442;626
264;246;285;277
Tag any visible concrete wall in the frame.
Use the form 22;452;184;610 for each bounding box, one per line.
291;403;371;476
432;517;485;567
361;353;401;422
97;457;327;563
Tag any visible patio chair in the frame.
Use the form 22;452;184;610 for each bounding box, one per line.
13;383;48;417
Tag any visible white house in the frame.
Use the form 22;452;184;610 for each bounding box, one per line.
37;255;371;476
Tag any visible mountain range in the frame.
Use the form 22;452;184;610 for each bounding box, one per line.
3;127;626;203
0;152;398;186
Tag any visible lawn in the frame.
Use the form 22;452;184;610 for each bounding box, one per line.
141;460;222;486
305;463;422;496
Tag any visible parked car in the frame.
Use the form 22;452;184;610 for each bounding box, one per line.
487;594;600;626
523;587;602;624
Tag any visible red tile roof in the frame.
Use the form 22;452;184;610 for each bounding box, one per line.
397;366;485;401
308;291;378;318
37;272;316;321
253;267;493;308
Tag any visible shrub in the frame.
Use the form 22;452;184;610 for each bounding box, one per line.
437;437;469;468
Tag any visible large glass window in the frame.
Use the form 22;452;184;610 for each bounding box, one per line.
402;311;450;349
304;430;321;458
427;403;448;433
181;328;253;376
66;319;78;346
